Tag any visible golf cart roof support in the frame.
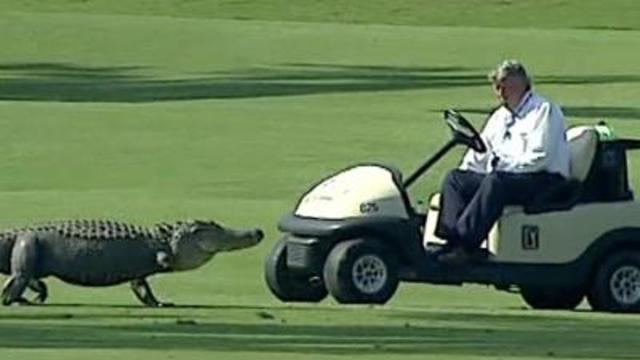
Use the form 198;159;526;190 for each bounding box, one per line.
403;139;457;189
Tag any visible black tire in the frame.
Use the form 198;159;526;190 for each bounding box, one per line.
323;238;398;304
520;286;584;310
587;252;640;313
264;237;328;302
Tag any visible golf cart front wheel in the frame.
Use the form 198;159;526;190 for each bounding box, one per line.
587;251;640;313
520;286;584;310
323;238;398;304
264;237;328;302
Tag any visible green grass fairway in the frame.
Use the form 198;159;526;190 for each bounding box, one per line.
1;1;640;359
2;0;640;30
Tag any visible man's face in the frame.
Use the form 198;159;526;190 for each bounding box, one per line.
493;75;520;106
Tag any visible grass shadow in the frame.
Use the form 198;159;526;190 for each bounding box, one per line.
562;106;640;120
0;309;638;357
458;106;640;121
2;62;640;102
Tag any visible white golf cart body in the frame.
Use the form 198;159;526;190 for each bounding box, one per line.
268;119;640;312
296;125;636;264
296;165;411;220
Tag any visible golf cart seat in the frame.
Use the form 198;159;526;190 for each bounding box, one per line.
523;126;598;214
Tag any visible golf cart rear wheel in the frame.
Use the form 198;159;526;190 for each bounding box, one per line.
323;238;398;304
520;287;584;310
587;251;640;313
264;237;328;302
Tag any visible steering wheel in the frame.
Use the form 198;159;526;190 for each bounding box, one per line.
443;109;487;153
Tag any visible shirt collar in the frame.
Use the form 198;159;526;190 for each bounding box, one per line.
511;90;534;118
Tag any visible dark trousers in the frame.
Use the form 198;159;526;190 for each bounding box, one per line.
435;169;564;249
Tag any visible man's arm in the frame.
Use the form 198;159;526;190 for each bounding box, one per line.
459;146;491;174
458;112;499;174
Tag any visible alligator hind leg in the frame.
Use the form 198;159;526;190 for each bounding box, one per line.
130;278;174;307
1;232;38;306
28;279;48;304
1;277;30;305
2;280;46;306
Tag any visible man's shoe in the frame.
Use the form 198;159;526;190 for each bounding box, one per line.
437;246;471;266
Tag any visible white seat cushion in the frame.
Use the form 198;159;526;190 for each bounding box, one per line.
566;126;598;182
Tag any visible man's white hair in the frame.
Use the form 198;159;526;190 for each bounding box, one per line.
488;59;532;89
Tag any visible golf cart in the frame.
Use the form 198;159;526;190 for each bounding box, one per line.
265;109;640;312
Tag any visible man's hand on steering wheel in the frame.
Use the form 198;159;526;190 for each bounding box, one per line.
443;109;487;153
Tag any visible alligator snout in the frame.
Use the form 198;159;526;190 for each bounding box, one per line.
237;228;263;249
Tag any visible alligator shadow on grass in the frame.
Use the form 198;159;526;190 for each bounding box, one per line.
0;312;638;358
2;62;640;103
37;302;272;310
0;303;333;321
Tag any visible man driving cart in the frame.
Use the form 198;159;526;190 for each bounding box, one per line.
436;59;571;265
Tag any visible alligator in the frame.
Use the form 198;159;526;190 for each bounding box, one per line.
0;219;263;306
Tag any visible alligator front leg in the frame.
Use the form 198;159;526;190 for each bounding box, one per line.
1;232;38;305
130;278;174;307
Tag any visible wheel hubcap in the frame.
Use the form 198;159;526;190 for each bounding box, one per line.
352;254;388;295
610;265;640;305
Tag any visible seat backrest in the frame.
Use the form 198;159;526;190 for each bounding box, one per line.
567;126;598;182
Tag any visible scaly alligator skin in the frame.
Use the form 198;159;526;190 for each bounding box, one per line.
0;219;263;306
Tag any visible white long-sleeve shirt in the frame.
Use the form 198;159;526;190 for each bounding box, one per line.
459;91;570;178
